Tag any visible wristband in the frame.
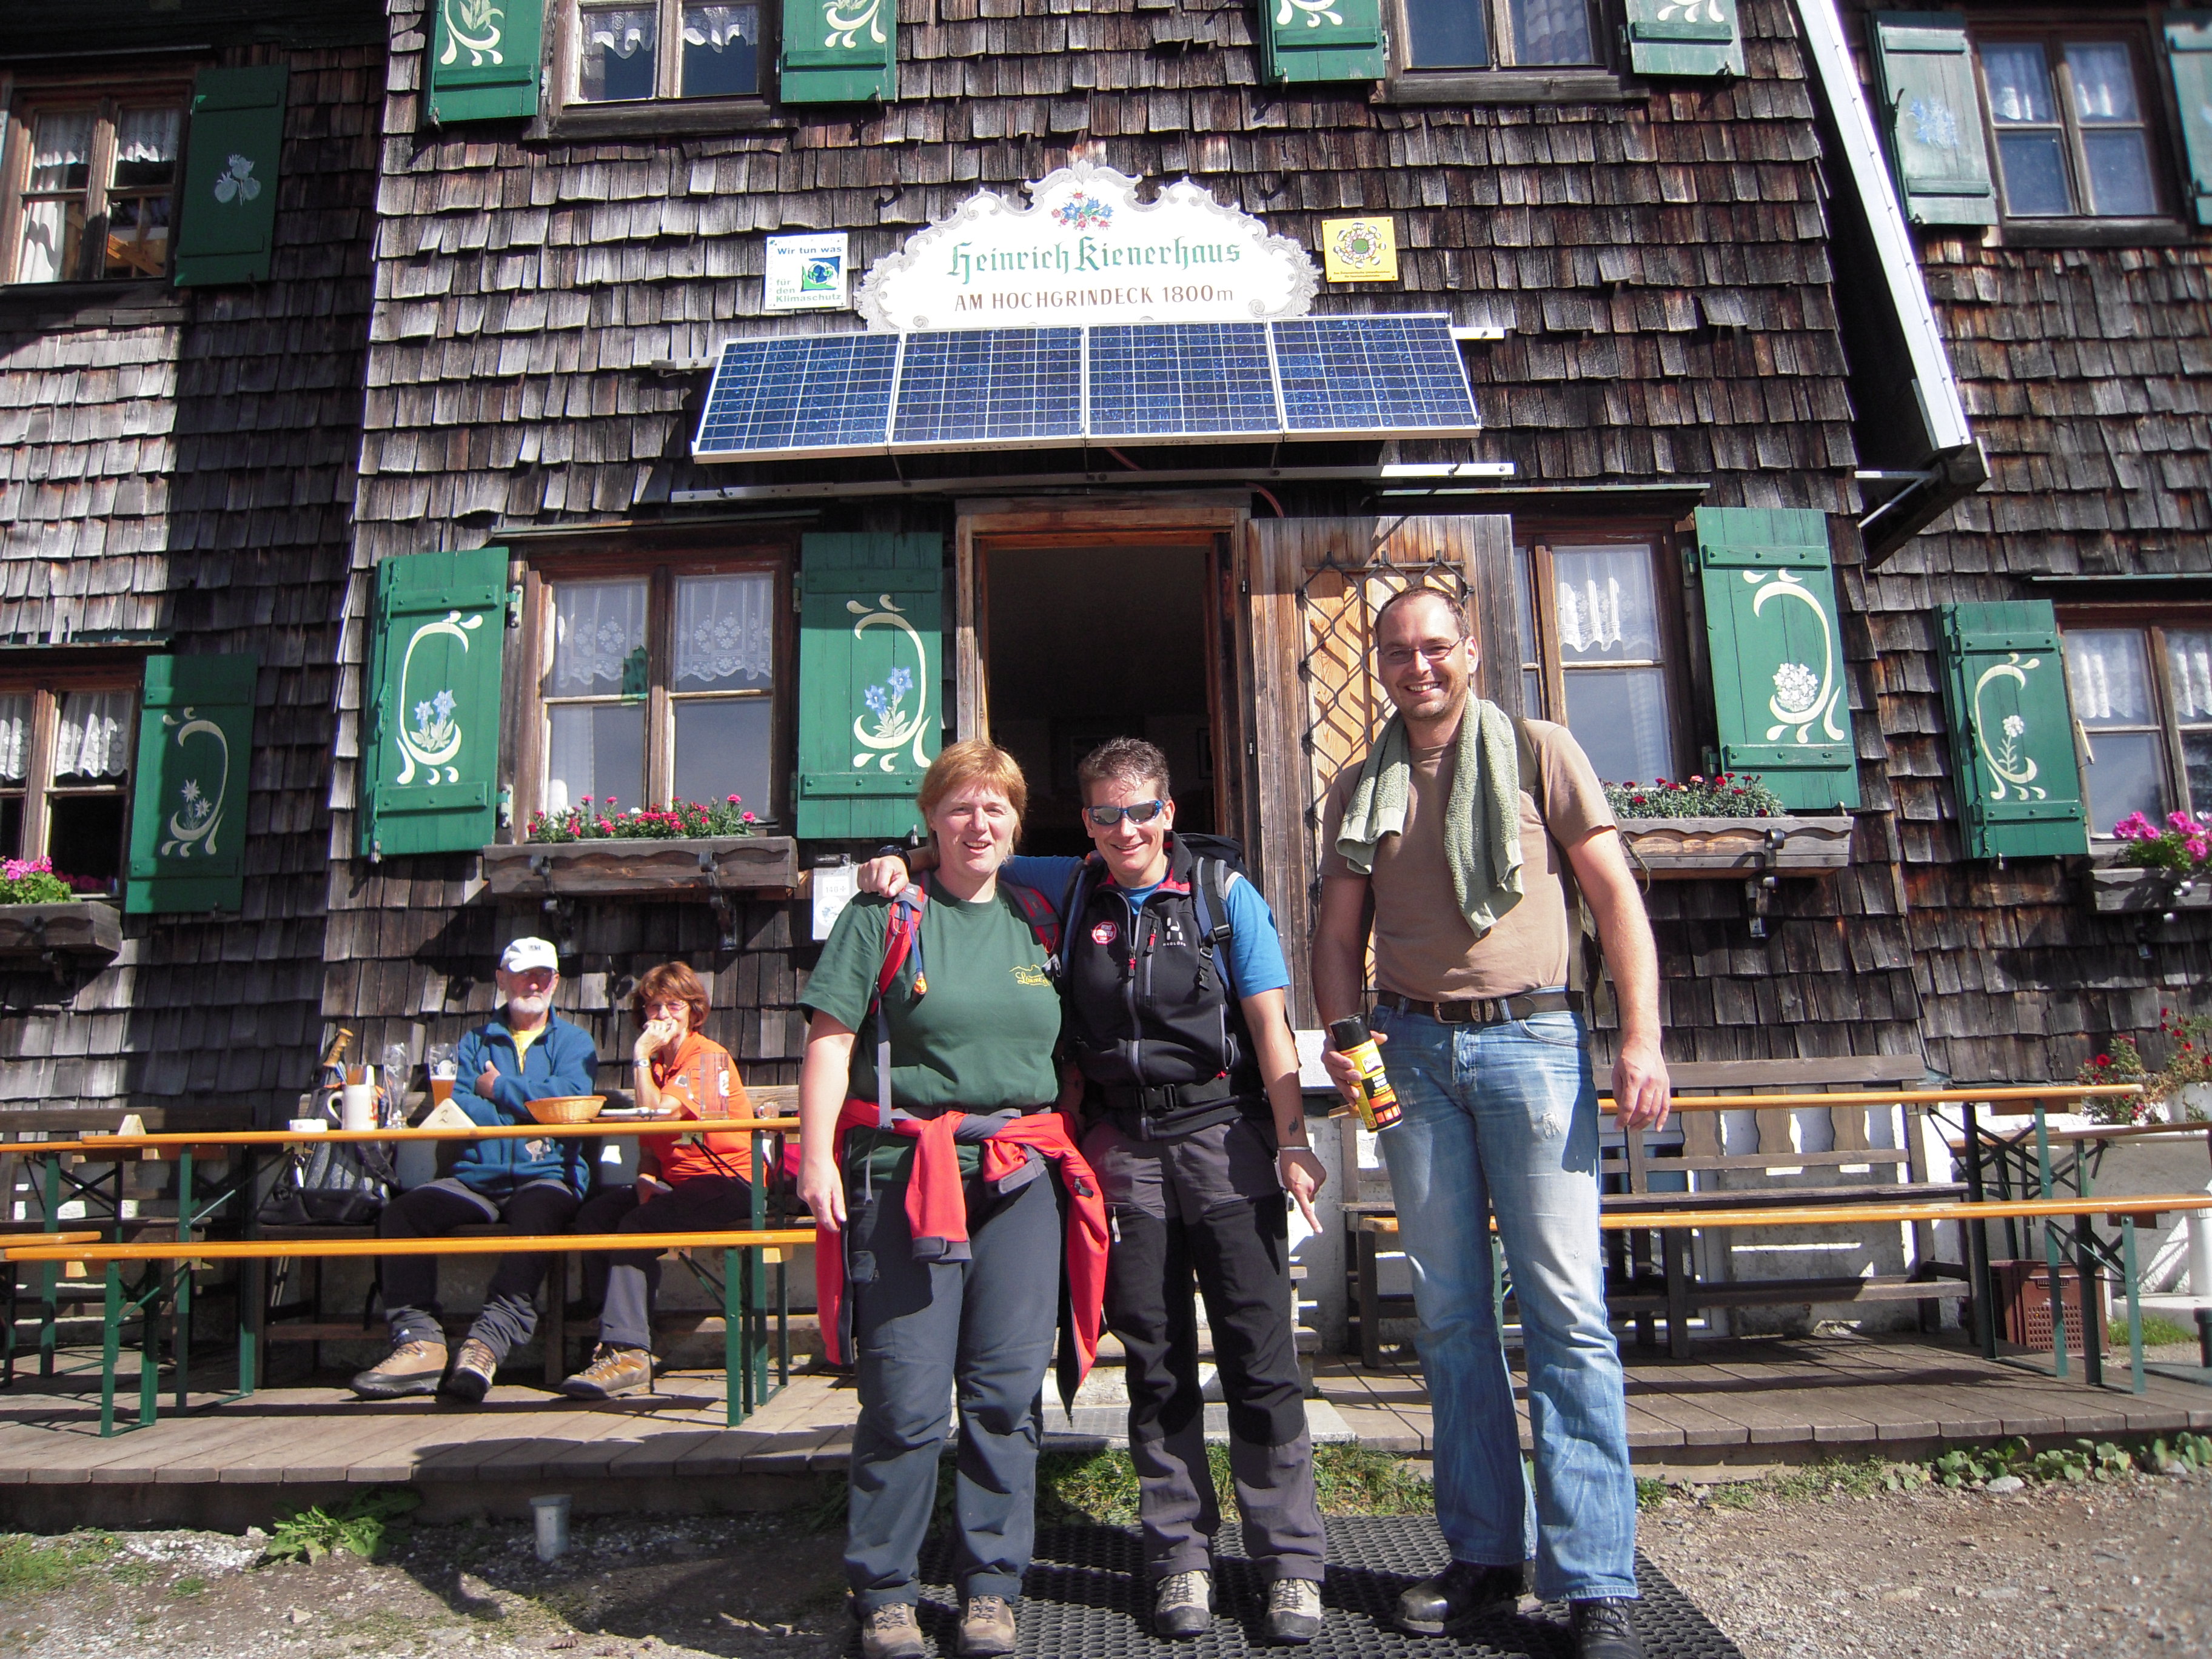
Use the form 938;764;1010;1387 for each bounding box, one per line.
873;845;910;862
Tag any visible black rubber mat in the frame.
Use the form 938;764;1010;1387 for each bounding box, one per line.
848;1516;1744;1658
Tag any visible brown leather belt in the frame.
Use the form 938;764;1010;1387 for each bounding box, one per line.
1375;990;1583;1025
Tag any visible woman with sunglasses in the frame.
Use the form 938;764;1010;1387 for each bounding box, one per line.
560;960;754;1399
860;737;1329;1646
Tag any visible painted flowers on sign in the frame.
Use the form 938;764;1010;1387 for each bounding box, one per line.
1051;191;1113;232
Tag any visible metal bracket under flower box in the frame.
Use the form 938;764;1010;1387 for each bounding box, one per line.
2083;854;2212;915
0;902;124;974
1614;816;1854;880
481;837;800;900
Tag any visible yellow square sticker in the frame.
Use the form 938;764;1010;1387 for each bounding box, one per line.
1321;217;1398;283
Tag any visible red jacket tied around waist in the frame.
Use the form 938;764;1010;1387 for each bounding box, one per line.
817;1098;1108;1399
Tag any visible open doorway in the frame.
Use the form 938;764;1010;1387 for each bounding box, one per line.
984;543;1217;856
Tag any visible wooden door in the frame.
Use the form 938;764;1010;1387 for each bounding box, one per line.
1244;515;1520;1025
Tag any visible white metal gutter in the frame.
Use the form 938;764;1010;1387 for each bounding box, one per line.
1797;0;1974;455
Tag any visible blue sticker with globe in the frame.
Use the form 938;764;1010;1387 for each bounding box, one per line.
801;253;841;293
766;232;851;312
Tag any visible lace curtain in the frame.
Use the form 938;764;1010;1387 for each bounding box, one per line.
552;580;648;695
113;108;180;168
18;112;92;285
2066;629;2152;725
586;4;655;56
1509;0;1593;65
1982;44;2054;124
1552;546;1660;659
674;574;774;688
2067;43;2138;121
0;696;27;784
53;691;132;780
683;2;757;46
2169;630;2212;723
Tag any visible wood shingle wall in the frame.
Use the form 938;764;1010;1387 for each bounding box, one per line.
0;46;381;1121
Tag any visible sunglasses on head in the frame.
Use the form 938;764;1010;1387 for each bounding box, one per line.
1083;799;1168;828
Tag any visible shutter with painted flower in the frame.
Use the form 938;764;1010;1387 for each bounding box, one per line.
1868;13;1998;226
124;655;259;914
427;0;546;124
796;534;942;840
172;66;287;287
780;0;897;102
1259;0;1386;84
1938;602;2087;858
1624;0;1744;78
1694;506;1861;812
360;549;512;859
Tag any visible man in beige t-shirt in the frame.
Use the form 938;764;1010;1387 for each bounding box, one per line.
1312;588;1669;1659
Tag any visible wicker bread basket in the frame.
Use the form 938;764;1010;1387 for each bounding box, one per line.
526;1094;607;1124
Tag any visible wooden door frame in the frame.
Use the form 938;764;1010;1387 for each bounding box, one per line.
953;494;1256;849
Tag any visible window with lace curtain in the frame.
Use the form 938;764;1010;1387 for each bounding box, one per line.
4;96;185;283
0;674;137;891
569;0;763;102
1398;0;1601;69
525;558;786;826
2060;620;2212;836
1975;32;2163;220
1510;535;1688;784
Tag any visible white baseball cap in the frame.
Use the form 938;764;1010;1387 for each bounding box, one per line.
499;937;559;974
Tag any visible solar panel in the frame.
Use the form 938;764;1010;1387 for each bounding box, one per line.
1269;315;1479;438
891;328;1084;450
691;334;900;461
1086;323;1281;442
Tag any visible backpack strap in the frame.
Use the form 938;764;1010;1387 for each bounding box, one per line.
1000;878;1065;980
870;883;928;1130
1188;856;1239;1005
1513;716;1607;1019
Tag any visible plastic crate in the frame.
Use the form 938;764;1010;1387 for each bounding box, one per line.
1994;1258;2107;1353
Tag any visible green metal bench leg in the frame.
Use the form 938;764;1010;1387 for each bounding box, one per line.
238;1256;260;1396
140;1269;161;1430
2123;1218;2145;1396
39;1155;61;1379
99;1263;121;1438
174;1149;193;1410
2074;1213;2103;1389
2036;1105;2069;1378
723;1246;743;1428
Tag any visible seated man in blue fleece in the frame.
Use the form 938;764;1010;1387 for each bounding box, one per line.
350;936;599;1403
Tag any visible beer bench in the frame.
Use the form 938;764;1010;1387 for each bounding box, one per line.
1342;1059;2145;1366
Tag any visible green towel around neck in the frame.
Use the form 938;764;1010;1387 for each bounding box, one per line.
1334;699;1525;940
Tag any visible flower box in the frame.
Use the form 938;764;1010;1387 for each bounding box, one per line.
480;836;799;899
2082;850;2212;914
1615;816;1855;880
0;901;124;967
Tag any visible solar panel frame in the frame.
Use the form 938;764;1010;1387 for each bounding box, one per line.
690;333;903;461
890;327;1085;452
1084;322;1284;444
1268;313;1480;440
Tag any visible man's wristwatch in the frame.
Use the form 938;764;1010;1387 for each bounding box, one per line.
873;845;910;863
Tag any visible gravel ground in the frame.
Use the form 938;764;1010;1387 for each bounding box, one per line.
7;1466;2210;1658
1638;1463;2212;1659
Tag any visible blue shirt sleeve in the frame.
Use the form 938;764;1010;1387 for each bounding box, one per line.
1221;874;1291;998
1002;854;1087;919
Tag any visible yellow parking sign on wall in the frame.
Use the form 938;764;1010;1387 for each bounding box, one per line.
1322;217;1398;283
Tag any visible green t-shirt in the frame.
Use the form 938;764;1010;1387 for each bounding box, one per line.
802;880;1064;1176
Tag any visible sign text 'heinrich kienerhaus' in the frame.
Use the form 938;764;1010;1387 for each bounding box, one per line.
856;163;1319;333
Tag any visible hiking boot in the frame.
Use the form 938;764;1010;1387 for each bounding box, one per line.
1153;1569;1213;1638
560;1344;654;1400
856;1602;926;1659
1265;1577;1324;1644
957;1594;1017;1657
1396;1560;1523;1634
439;1336;499;1404
349;1339;447;1399
1570;1597;1644;1659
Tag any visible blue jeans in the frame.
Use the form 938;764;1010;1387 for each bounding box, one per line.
1372;1000;1638;1602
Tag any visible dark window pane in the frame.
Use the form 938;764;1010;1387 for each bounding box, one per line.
1508;0;1592;64
2185;732;2212;820
2083;729;2165;835
681;2;760;95
47;795;125;891
2082;130;2156;216
674;699;773;820
1562;666;1672;783
1404;0;1492;68
546;704;646;815
1997;132;2073;215
0;797;21;859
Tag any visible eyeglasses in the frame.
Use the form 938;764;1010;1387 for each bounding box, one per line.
1379;640;1467;669
1083;799;1168;828
644;999;688;1017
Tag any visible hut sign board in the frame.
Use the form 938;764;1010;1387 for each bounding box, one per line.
857;162;1319;332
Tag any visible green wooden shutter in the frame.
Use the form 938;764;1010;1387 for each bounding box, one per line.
1694;506;1861;812
796;534;942;840
1259;0;1386;85
779;0;897;102
173;65;288;287
1625;0;1744;78
124;655;258;915
1868;13;1998;226
360;548;511;859
1937;602;2088;859
2165;15;2212;226
428;0;545;123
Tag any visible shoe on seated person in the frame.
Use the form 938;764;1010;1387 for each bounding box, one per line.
1152;1569;1212;1638
560;1343;654;1399
1395;1560;1524;1634
856;1601;926;1659
1569;1597;1644;1659
349;1338;447;1399
957;1593;1017;1657
1265;1577;1324;1644
439;1336;500;1404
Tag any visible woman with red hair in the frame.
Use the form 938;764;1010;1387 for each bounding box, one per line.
561;960;754;1398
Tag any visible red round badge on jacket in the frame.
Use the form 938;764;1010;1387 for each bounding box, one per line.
1091;919;1118;945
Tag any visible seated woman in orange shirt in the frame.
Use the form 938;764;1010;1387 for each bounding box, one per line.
563;961;754;1399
